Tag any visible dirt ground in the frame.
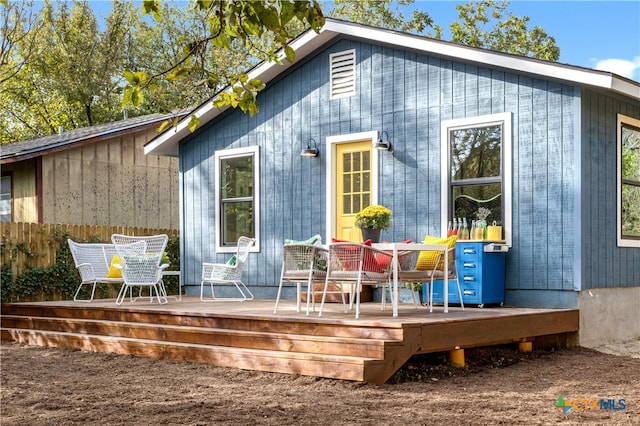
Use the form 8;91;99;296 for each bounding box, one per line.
1;339;638;426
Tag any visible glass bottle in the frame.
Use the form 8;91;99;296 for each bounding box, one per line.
460;218;469;240
477;219;487;240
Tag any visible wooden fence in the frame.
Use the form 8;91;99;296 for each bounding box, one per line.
1;222;179;276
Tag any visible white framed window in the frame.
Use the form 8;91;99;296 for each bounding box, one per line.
1;174;11;222
215;146;260;253
329;49;356;100
617;113;640;248
441;113;512;246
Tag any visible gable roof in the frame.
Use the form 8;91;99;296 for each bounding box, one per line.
145;18;640;158
1;111;186;164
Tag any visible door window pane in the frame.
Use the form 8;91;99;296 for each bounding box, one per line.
341;149;371;214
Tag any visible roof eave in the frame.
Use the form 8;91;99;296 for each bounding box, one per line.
1;117;173;164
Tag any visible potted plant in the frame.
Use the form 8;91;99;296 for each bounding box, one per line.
354;204;392;242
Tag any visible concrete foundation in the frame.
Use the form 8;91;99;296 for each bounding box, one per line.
578;286;640;347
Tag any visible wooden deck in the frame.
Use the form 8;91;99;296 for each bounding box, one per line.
0;297;579;384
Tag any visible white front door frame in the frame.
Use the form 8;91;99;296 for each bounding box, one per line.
325;131;380;240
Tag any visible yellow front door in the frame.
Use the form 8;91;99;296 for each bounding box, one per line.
335;141;373;241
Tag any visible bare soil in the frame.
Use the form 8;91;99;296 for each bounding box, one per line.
1;340;639;425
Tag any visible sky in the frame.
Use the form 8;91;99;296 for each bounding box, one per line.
80;0;640;82
407;0;640;82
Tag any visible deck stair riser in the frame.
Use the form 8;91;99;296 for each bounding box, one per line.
0;303;412;384
0;328;386;382
1;315;395;358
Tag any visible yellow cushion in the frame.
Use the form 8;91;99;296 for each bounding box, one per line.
107;255;122;278
415;235;457;271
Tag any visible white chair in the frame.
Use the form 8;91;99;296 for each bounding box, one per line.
200;236;255;301
111;234;169;305
318;242;393;319
399;246;463;312
67;239;121;302
274;243;328;316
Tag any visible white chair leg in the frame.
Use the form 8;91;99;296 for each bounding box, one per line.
73;281;97;302
318;278;329;317
355;281;362;319
305;282;312;317
429;278;435;313
115;284;128;305
273;281;284;314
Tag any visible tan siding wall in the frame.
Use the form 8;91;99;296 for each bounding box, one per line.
2;160;38;222
41;127;179;228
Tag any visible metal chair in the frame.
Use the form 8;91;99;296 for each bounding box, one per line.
399;246;463;312
318;242;393;319
67;239;122;302
274;243;329;316
111;234;169;305
200;236;255;301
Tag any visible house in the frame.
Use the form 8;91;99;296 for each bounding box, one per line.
1;112;182;229
145;19;639;346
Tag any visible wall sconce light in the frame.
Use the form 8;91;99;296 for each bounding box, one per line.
373;131;392;151
301;138;319;157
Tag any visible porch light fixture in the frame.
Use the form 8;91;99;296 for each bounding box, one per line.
374;131;391;151
301;138;319;157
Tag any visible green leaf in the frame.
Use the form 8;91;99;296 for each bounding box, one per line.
122;70;135;84
141;0;161;21
130;87;143;106
246;79;265;91
212;33;230;49
122;87;133;108
284;45;295;64
195;0;213;11
188;115;200;132
123;71;148;86
156;120;170;133
166;67;189;81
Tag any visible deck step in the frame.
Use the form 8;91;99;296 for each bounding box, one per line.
1;315;397;358
0;303;416;384
0;328;382;382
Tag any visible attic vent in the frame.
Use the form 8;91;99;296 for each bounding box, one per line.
330;49;356;99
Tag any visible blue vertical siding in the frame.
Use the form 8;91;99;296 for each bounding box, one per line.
581;89;640;289
179;37;637;299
